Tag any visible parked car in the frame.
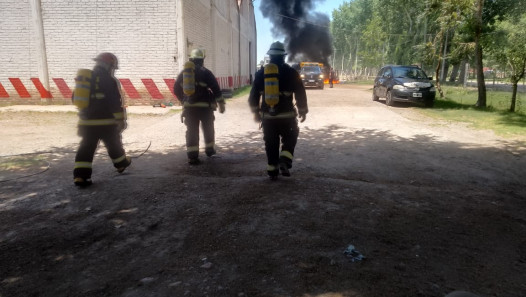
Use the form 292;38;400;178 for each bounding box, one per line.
300;63;324;89
373;65;436;107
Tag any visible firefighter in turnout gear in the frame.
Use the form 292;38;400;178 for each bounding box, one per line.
248;41;308;180
174;48;225;165
73;52;131;187
329;67;336;88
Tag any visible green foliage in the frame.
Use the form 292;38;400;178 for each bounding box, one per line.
330;0;525;111
331;0;375;70
429;0;474;68
485;13;526;111
377;0;433;66
440;86;520;109
413;41;438;68
482;0;526;29
359;12;387;67
420;85;526;138
233;85;252;98
0;155;47;173
487;15;526;81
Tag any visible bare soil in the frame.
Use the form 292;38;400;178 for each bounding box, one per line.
1;84;525;297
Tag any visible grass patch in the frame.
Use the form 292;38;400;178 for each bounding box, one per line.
0;155;48;172
0;155;50;182
165;108;182;115
232;85;251;98
420;86;526;139
339;79;374;85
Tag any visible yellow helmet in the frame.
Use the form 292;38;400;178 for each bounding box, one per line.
190;48;205;59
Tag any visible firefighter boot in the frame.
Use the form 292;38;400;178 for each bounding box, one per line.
279;162;291;177
74;177;93;187
188;158;201;165
117;156;132;173
267;164;279;180
205;148;216;157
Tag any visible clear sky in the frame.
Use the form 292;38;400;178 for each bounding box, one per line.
253;0;347;63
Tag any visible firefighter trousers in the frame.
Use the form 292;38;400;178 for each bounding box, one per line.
262;118;299;175
183;107;216;160
73;125;129;179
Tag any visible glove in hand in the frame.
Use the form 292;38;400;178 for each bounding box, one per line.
298;113;307;123
180;109;187;123
253;112;262;123
218;102;225;114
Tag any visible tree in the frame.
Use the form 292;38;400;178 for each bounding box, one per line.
359;12;387;69
377;0;432;66
473;0;487;107
447;23;476;84
330;0;525;89
470;0;524;107
331;0;374;75
427;0;473;97
487;15;526;112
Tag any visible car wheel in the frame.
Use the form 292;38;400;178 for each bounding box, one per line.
424;100;434;108
386;90;395;106
372;88;379;101
319;83;324;90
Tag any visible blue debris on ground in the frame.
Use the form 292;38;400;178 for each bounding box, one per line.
344;244;365;262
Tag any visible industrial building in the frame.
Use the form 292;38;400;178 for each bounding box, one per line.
0;0;257;105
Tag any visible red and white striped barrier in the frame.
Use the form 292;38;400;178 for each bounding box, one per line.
0;75;251;104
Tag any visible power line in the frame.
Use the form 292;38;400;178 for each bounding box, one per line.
275;13;331;28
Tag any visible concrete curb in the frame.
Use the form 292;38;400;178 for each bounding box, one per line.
0;105;182;115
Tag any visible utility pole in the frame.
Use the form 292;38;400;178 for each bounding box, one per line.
332;48;336;69
441;30;448;81
30;0;50;102
175;0;186;71
354;39;359;79
464;63;469;88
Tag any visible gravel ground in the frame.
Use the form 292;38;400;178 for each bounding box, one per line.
1;84;525;297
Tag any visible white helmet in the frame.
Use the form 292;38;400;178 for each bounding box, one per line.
190;48;205;59
267;41;287;56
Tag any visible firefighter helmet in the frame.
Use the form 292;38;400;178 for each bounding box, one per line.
93;52;119;69
190;48;205;59
267;41;287;56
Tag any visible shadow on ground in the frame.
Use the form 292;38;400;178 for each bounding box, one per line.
0;126;525;297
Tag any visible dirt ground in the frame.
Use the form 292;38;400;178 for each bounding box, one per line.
0;84;525;297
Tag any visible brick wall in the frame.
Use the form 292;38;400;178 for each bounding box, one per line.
0;0;256;105
0;0;38;102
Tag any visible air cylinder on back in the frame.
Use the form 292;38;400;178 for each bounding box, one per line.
73;69;92;109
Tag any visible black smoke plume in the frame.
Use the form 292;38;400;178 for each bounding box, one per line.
260;0;333;66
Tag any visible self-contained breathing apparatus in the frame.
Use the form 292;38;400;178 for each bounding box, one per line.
182;61;196;97
73;69;93;110
264;63;280;116
180;54;221;123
